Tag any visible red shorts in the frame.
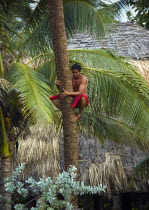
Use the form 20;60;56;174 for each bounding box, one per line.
49;94;89;108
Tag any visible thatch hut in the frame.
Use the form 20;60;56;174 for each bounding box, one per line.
68;22;149;59
68;22;149;79
3;22;149;209
16;124;149;209
69;22;149;209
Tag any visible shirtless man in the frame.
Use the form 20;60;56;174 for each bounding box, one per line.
49;64;89;123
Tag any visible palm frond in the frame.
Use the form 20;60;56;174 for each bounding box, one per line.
27;49;149;146
86;71;149;146
134;154;149;178
97;3;121;21
37;60;56;85
64;0;108;38
26;0;48;29
68;49;149;146
0;0;34;23
79;111;148;148
0;9;24;57
5;63;55;123
26;14;52;57
26;52;54;67
25;0;118;56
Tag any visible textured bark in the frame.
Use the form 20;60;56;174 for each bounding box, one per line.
48;0;78;170
49;1;78;206
112;194;122;210
0;157;12;210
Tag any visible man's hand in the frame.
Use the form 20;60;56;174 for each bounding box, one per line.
55;80;62;86
60;89;69;97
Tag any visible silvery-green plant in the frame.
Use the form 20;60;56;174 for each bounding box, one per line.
4;164;106;210
5;163;28;198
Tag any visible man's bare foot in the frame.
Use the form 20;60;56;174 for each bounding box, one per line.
71;113;81;123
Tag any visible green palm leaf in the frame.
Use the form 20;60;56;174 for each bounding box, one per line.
64;0;108;38
34;49;149;146
25;0;118;56
134;154;149;178
26;14;52;57
5;63;55;123
79;111;148;147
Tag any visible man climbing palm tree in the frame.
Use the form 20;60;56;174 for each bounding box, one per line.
50;64;89;123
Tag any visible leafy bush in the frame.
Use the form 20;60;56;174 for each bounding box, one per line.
2;164;106;210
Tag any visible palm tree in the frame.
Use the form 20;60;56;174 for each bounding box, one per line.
0;5;53;205
1;1;116;207
1;0;149;208
48;0;79;172
34;48;149;147
2;49;149;209
46;0;126;173
0;78;26;210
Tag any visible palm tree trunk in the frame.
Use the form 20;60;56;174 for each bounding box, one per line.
0;107;12;209
48;0;78;170
0;157;12;210
49;1;78;206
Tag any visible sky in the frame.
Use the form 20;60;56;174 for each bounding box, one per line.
102;0;137;22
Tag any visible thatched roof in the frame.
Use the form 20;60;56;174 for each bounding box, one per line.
60;133;148;194
15;125;148;196
15;125;60;180
68;22;149;60
2;22;149;197
132;60;149;83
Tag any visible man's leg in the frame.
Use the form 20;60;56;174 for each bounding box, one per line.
71;97;86;123
52;99;62;110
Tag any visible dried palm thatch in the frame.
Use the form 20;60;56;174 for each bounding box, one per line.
131;60;149;84
14;124;60;180
88;152;127;196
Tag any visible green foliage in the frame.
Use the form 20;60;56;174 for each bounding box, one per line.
126;0;149;29
25;0;122;57
4;164;106;210
33;49;149;147
6;63;55;123
1;0;149;148
0;78;30;157
134;153;149;178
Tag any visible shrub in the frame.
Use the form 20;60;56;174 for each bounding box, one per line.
2;163;106;210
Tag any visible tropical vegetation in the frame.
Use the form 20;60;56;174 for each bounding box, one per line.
0;0;149;208
126;0;149;29
1;163;106;209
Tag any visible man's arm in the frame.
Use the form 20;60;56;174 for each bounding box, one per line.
61;78;87;96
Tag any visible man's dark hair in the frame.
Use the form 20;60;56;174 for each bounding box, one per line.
71;64;81;72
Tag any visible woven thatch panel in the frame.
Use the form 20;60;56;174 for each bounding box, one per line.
14;125;60;180
68;23;149;59
59;133;148;193
1;126;145;196
132;60;149;83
